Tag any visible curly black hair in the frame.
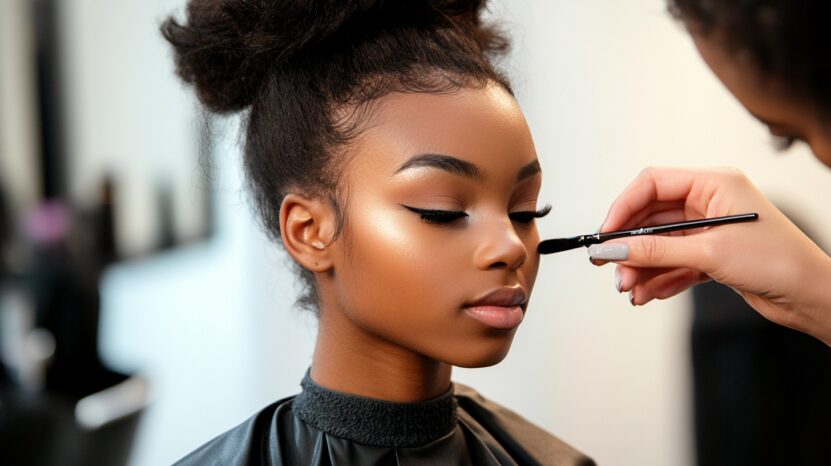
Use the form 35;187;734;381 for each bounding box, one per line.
667;0;831;114
161;0;511;313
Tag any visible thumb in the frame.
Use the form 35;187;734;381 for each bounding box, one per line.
588;235;712;271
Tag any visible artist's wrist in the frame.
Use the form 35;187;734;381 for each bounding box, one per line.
794;253;831;347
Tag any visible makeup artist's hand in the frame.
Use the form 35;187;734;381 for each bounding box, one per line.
591;167;831;346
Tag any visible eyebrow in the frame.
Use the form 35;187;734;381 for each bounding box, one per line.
394;153;541;182
516;159;541;181
394;153;481;179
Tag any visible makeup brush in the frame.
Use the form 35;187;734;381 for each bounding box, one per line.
538;213;759;255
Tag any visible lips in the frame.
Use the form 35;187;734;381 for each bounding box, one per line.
463;287;528;330
466;287;528;308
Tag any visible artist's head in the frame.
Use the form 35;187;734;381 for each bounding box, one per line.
162;0;546;367
668;0;831;165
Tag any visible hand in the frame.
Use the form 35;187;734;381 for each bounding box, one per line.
591;167;831;346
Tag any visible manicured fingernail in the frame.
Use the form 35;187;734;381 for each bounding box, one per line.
588;243;629;261
628;290;636;306
615;268;622;293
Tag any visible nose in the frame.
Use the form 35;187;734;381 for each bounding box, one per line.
473;219;528;271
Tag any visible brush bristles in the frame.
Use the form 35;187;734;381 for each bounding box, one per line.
537;238;578;255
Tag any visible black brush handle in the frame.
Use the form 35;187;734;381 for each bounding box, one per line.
597;213;758;243
537;213;759;255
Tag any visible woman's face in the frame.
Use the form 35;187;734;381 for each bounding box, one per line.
323;82;544;368
692;29;831;165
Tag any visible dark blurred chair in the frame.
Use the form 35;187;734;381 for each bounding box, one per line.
691;210;831;465
0;370;149;466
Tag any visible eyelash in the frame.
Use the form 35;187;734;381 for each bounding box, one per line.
402;204;552;225
771;135;799;152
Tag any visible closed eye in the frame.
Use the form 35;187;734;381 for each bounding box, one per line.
402;205;468;224
509;204;552;224
402;204;552;225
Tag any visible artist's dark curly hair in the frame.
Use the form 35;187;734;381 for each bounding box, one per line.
161;0;511;312
668;0;831;114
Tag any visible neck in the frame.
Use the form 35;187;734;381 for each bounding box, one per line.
310;306;452;403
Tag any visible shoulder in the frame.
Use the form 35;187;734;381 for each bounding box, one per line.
454;383;595;466
173;395;295;466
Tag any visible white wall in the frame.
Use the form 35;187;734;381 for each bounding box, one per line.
61;0;209;256
99;118;315;465
84;1;831;466
0;0;40;211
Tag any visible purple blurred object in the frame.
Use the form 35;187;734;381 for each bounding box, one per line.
23;201;72;245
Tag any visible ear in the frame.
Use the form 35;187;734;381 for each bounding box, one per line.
280;193;337;273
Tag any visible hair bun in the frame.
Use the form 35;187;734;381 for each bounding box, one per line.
162;0;498;113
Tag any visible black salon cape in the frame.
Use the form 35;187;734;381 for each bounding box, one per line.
175;376;594;466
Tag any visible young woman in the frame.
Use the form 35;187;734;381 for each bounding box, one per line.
163;1;594;464
591;0;831;347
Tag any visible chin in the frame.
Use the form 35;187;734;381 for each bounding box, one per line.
443;338;515;369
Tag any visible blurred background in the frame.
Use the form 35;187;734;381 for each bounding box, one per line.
1;0;829;465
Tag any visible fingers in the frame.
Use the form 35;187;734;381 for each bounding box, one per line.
614;201;687;232
590;209;693;267
615;264;672;293
589;233;715;273
601;167;716;232
592;167;761;307
629;268;709;305
615;264;708;305
616;264;704;301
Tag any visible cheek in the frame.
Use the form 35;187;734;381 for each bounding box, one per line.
333;207;458;324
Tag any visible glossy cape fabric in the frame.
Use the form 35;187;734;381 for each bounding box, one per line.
175;380;594;466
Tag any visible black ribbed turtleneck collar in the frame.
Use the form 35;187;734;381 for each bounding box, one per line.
291;369;458;447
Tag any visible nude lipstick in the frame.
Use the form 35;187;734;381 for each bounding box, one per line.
538;213;759;255
463;287;527;329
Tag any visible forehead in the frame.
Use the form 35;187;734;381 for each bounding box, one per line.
347;84;536;174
